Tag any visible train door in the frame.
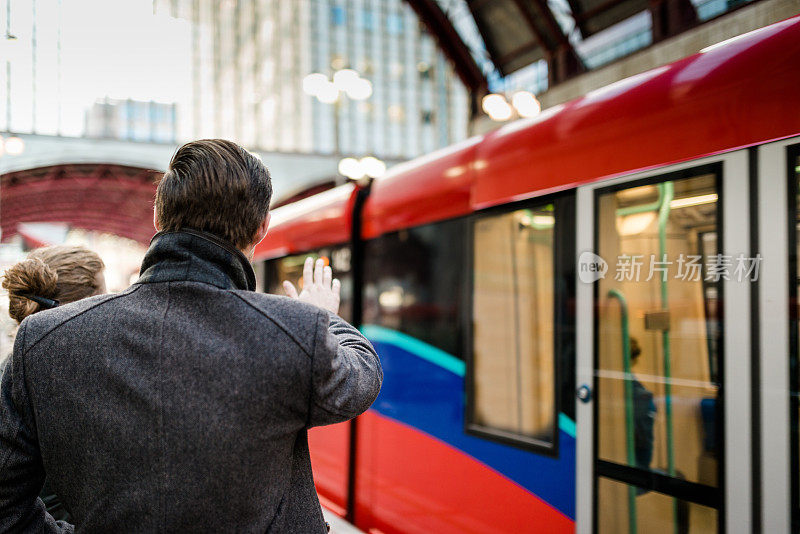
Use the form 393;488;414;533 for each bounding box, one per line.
757;136;800;532
575;151;753;533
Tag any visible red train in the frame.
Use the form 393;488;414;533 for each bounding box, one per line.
255;16;800;533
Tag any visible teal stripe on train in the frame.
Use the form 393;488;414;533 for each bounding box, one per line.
359;323;576;439
360;324;466;376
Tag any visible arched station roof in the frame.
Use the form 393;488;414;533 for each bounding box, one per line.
0;134;352;247
2;163;161;245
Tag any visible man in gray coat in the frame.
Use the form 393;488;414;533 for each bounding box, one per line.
0;139;382;532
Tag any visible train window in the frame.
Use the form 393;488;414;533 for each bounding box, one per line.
362;218;467;358
468;201;562;451
263;245;353;323
595;168;721;531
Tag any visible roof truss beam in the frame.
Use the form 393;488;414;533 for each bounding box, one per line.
404;0;489;94
650;0;699;42
513;0;586;83
564;0;589;36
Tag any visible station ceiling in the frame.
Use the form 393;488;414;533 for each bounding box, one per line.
466;0;645;75
406;0;699;90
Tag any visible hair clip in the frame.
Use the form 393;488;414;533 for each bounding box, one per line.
21;294;59;309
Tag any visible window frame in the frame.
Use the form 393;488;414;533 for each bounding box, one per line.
464;191;576;457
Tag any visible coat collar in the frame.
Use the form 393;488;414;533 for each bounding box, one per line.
136;229;256;291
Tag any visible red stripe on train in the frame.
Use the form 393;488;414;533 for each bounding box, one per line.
310;411;574;534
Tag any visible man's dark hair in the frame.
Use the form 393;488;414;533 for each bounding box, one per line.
155;139;272;249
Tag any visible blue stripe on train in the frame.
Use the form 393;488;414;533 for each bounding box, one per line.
361;324;575;520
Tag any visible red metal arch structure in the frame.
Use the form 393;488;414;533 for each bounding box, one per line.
1;163;161;246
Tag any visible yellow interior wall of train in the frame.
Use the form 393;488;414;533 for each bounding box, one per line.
473;207;556;443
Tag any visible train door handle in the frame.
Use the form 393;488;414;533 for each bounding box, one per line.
576;384;592;403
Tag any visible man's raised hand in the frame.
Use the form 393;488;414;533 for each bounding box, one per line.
283;257;341;315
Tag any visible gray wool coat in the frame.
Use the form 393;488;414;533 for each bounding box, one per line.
0;229;382;533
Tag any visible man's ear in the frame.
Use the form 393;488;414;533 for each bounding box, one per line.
153;210;161;232
253;213;270;246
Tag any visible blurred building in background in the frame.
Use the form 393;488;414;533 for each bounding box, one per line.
84;98;177;143
0;1;193;141
153;0;470;160
0;0;470;161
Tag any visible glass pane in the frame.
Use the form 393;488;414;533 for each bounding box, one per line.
265;246;353;323
472;205;556;443
598;476;717;534
597;174;720;486
362;219;466;357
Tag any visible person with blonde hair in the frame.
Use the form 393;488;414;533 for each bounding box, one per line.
3;246;106;325
1;245;105;526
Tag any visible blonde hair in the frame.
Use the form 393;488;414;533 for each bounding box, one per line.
2;246;105;324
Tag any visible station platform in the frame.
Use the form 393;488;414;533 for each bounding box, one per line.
322;507;364;534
